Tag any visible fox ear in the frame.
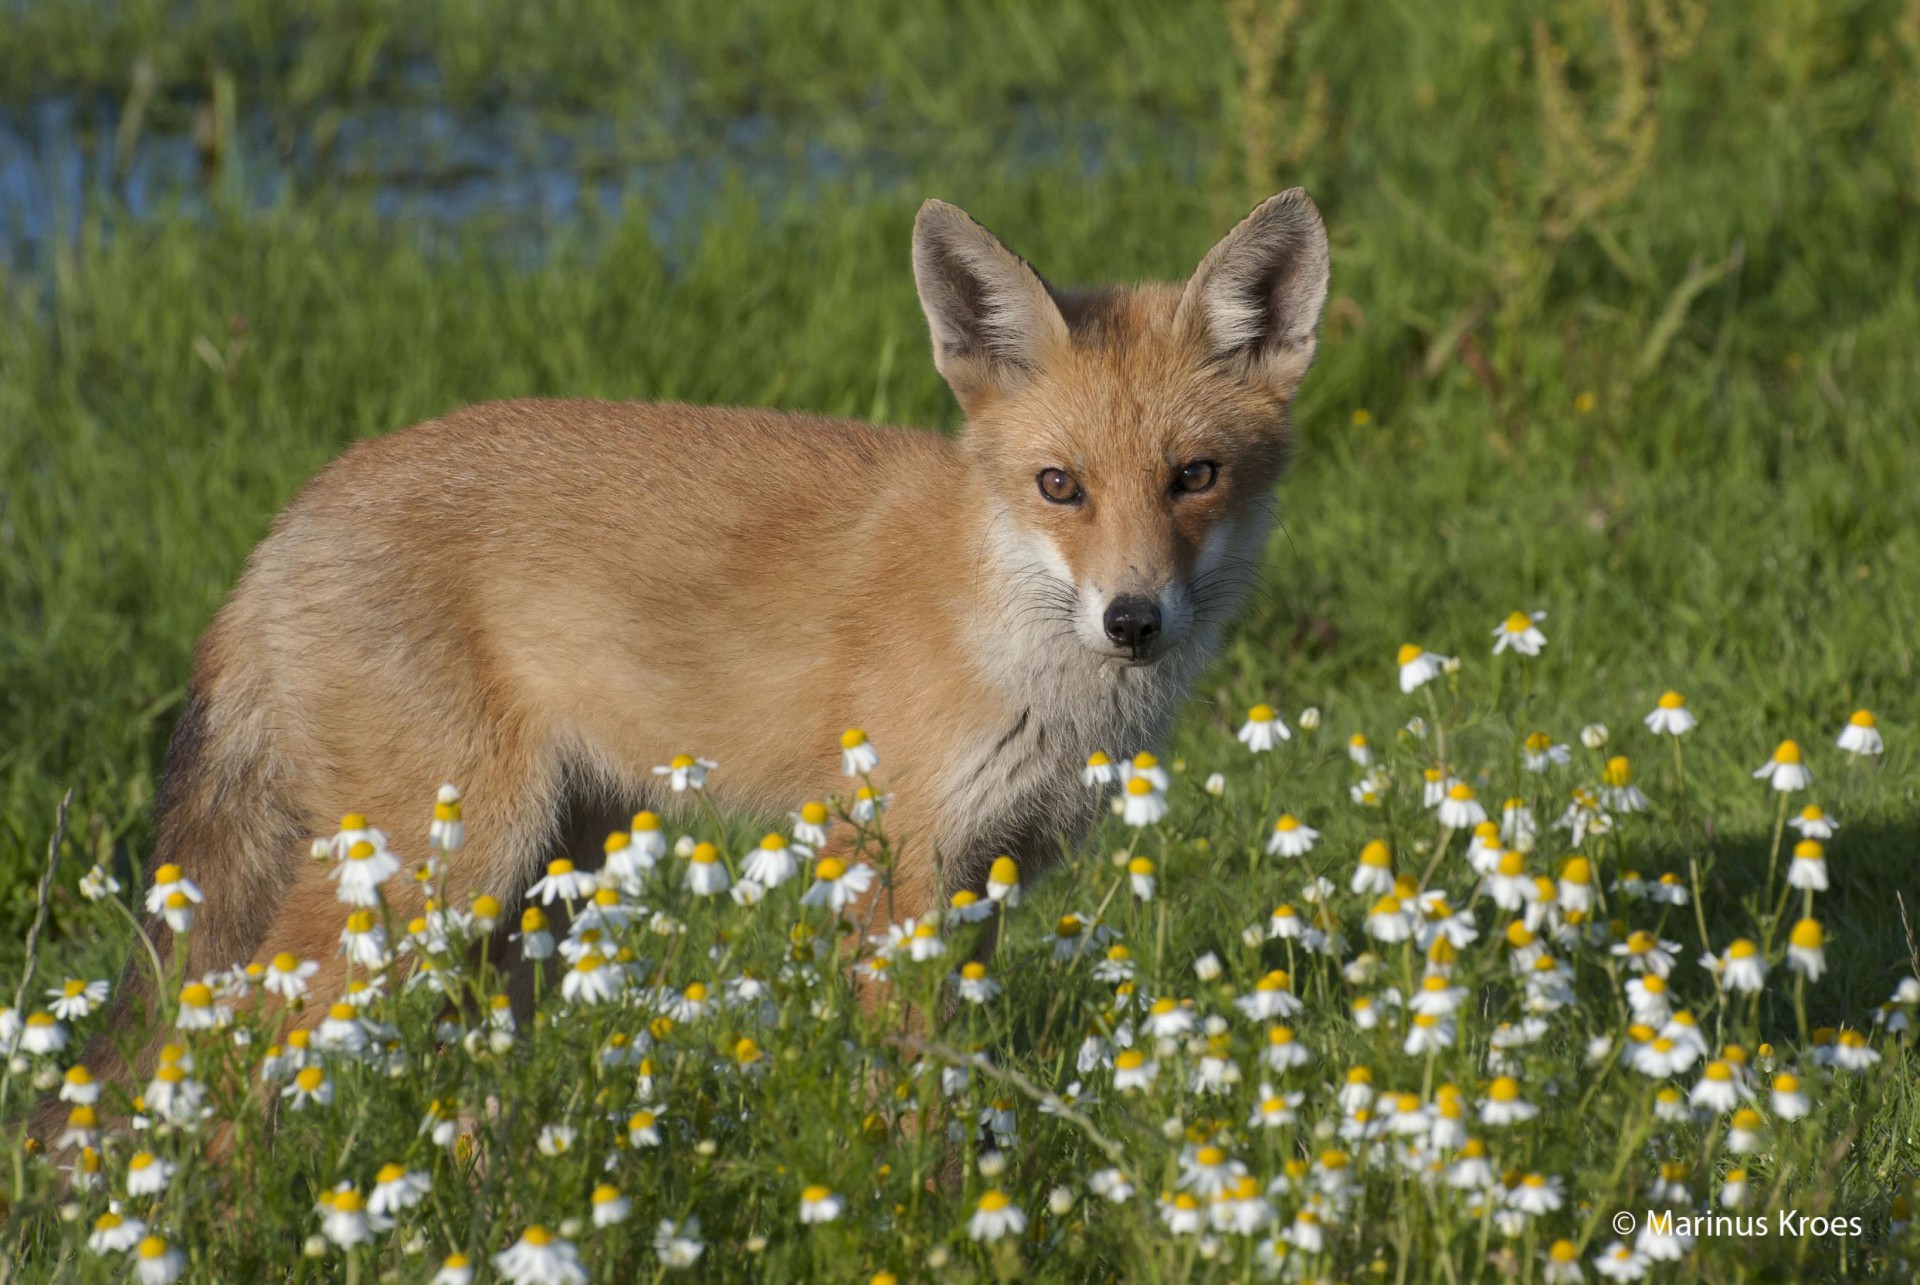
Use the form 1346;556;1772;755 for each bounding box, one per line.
1179;188;1330;402
912;200;1070;410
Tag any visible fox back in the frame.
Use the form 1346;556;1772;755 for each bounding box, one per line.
60;191;1330;1123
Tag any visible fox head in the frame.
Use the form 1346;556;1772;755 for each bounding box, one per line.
912;192;1330;668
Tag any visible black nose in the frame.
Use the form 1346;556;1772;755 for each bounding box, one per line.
1103;596;1162;650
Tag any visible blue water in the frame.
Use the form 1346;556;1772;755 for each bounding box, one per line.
0;94;1139;270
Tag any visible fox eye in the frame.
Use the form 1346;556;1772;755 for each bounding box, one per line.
1175;460;1219;494
1037;468;1083;504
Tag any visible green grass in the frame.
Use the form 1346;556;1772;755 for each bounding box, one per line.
4;0;1920;1277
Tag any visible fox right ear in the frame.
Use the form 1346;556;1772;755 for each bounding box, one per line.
1178;188;1330;403
912;200;1069;411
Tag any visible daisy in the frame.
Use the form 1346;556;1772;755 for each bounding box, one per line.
678;842;727;897
1832;1028;1880;1071
1347;733;1373;765
1492;610;1547;656
968;1190;1027;1242
1267;904;1307;941
332;840;402;906
1543;1239;1583;1284
1553;789;1612;846
1501;799;1538;848
1366;896;1413;943
1284;1207;1327;1253
1237;704;1291;751
1580;723;1609;749
1688;1061;1743;1112
1557;856;1596;914
1352;840;1395;896
1479;1076;1540;1125
1127;855;1156;900
849;785;888;823
1397;644;1448;692
1522;731;1571;772
1770;1072;1811;1119
1078;752;1118;790
799;1185;844;1224
1786;839;1829;891
1714;939;1768;993
1264;1025;1312;1071
947;889;994;925
1178;1144;1247;1198
1248;1086;1304;1128
653;755;716;793
1753;740;1811;791
1727;1109;1764;1154
89;1209;147;1254
262;953;319;1001
1235;971;1303;1021
1786;919;1827;980
1601;757;1648;812
1644;691;1696;736
1625;974;1673;1023
1612;929;1679;977
827;726;882;776
590;1185;631;1228
126;1150;175;1196
1421;766;1460;807
427;783;465;852
1721;1169;1749;1208
494;1226;587;1285
1790;804;1837;840
1484;851;1537;912
1112;1049;1158;1091
143;863;204;916
1158;1193;1206;1235
1592;1240;1651;1281
1120;751;1171;790
801;856;874;914
318;1187;373;1248
160;890;196;933
331;910;389;970
1120;775;1168;826
1089;1168;1135;1202
1405;1011;1455;1055
1142;997;1196;1039
59;1064;99;1105
175;981;228;1031
47;978;109;1022
653;1218;705;1268
561;955;624;1005
953;962;1001;1004
1437;782;1488;830
1836;709;1883;756
283;1065;333;1110
985;856;1021;904
528;858;595;905
628;1107;664;1147
1447;1140;1496;1191
79;864;123;901
1265;814;1318;858
1507;1172;1565;1215
133;1235;185;1285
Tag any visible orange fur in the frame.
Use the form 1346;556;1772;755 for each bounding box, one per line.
60;191;1330;1126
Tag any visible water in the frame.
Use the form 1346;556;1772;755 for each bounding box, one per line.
0;92;1146;271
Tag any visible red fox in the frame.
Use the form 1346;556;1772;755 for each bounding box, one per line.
76;190;1329;1092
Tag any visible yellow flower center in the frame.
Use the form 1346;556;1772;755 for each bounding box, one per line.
138;1236;170;1260
1704;1061;1732;1082
1397;643;1423;665
1128;856;1154;876
1056;916;1083;937
1085;751;1111;767
1447;782;1474;801
1124;776;1154;796
979;1190;1010;1212
295;1067;326;1092
1497;851;1525;877
1560;857;1593;885
840;728;868;749
1489;1077;1519;1102
690;842;719;864
521;907;548;932
165;891;190;910
1360;840;1392;868
961;963;987;981
1195;1145;1225;1166
1850;709;1876;728
523;1226;552;1247
1504;611;1532;634
1727;939;1758;959
1658;691;1685;709
1603;756;1632;787
814;857;847;882
989;855;1019;885
1248;704;1275;722
1790;919;1824;949
1773;740;1803;764
1269;1026;1295;1045
179;982;212;1007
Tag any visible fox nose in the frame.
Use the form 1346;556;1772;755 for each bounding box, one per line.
1103;596;1162;650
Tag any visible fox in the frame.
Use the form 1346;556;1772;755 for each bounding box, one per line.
54;189;1330;1129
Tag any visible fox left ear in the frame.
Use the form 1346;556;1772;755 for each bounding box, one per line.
912;200;1070;412
1178;188;1330;402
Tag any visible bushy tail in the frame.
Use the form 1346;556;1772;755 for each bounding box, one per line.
31;682;301;1149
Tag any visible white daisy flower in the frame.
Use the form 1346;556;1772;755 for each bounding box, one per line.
1396;644;1448;692
1120;775;1168;826
1836;709;1882;755
1264;814;1318;858
1790;804;1836;840
651;754;716;793
1491;610;1547;656
493;1226;587;1285
742;833;801;888
133;1234;185;1284
331;840;401;906
1752;740;1811;791
1236;704;1291;752
800;856;874;914
968;1190;1027;1242
798;1185;844;1224
590;1186;631;1228
1643;691;1697;736
652;1217;705;1269
143;863;204;916
47;978;109;1021
684;843;731;897
1522;731;1572;772
1436;782;1487;829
